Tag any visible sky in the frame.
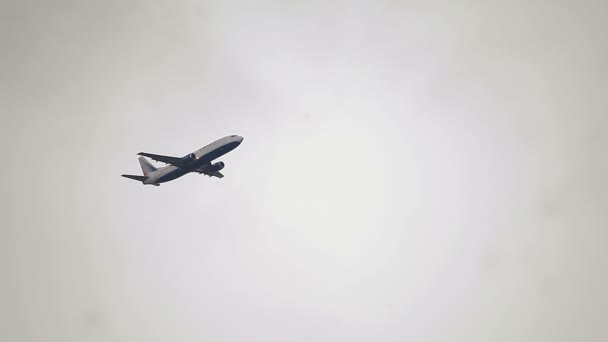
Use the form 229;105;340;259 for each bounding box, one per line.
1;1;607;341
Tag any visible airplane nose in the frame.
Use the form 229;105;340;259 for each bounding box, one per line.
237;136;244;143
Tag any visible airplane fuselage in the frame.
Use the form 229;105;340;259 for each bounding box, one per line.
142;135;243;185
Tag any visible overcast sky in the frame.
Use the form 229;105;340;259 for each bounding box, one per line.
2;1;607;341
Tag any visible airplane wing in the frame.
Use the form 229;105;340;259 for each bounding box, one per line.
199;170;224;178
208;171;224;178
137;152;181;165
193;167;224;178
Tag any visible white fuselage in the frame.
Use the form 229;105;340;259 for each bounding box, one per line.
143;135;243;185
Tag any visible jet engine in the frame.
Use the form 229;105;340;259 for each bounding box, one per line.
179;153;198;165
209;161;225;172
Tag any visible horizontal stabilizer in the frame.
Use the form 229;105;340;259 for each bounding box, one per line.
121;174;148;183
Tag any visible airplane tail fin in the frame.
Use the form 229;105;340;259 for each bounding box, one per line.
138;156;157;176
121;174;148;183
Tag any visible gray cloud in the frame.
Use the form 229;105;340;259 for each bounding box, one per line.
2;1;607;341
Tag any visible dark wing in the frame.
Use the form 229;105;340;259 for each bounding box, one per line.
207;171;224;178
193;167;224;178
137;152;181;165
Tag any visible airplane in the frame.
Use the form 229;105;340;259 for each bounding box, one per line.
121;135;244;186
